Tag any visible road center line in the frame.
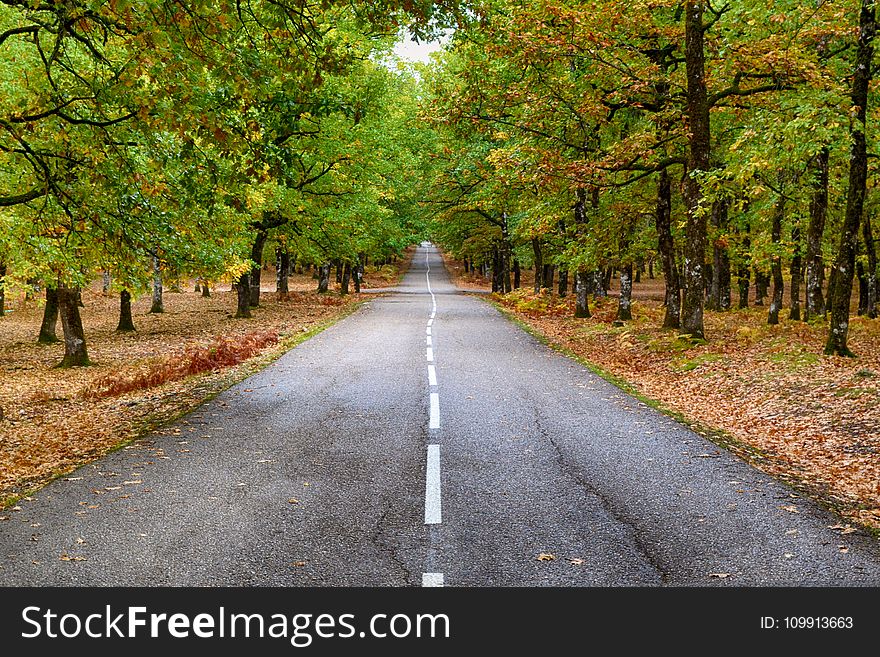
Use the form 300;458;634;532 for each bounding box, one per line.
425;444;442;524
427;318;433;327
426;336;432;346
426;326;432;335
426;347;434;362
428;364;437;386
429;392;440;429
422;573;444;587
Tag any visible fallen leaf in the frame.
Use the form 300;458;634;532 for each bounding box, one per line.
537;553;556;562
59;554;86;562
569;558;585;565
291;561;307;567
779;505;799;514
838;545;849;554
75;537;85;544
783;553;794;559
288;498;299;504
708;573;730;579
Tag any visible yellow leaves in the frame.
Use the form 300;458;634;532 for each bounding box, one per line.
779;505;800;514
536;553;556;561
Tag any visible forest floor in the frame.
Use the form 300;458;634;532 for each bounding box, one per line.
442;254;880;532
0;253;412;506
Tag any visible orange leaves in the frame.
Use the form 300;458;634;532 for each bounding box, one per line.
82;330;280;400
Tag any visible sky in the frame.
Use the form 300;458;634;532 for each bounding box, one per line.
392;30;448;64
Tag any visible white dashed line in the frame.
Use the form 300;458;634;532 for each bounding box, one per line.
426;336;432;346
428;318;433;327
422;572;444;587
426;326;432;335
428;365;437;386
426;347;433;362
424;444;442;524
429;392;440;429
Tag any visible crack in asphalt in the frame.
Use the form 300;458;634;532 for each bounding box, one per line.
533;412;671;585
370;502;414;586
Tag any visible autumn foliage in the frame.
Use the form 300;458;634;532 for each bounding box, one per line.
82;331;280;400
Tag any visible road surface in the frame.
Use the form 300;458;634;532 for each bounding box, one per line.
1;243;879;586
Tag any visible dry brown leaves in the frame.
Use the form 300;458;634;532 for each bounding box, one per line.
0;263;402;504
492;279;880;530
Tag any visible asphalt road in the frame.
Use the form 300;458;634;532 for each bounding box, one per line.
1;243;879;586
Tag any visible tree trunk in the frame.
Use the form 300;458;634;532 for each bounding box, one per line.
863;211;878;318
117;289;135;332
335;259;343;284
317;263;331;293
542;264;554;292
201;281;211;298
38;286;60;343
857;261;869;315
57;286;90;367
532;238;543;294
790;221;803;321
709;199;731;310
682;0;711;339
0;262;5;318
341;261;351;295
826;0;875;356
276;247;290;300
149;255;163;313
590;269;607;300
768;194;785;325
513;259;521;289
102;271;111;294
617;264;633;321
235;273;251;318
754;269;769;305
575;271;591;318
655;168;680;328
249;231;268;307
805;148;829;320
558;269;568;296
354;255;364;293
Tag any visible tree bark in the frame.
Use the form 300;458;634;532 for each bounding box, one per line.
790;221;803;320
513;259;521;289
249;230;268;307
617;264;633;321
57;286;90;366
754;269;769;305
149;255;163;313
655;169;680;328
532;238;543;294
0;262;5;318
682;0;711;339
863;210;877;318
768;194;785;325
542;264;554;292
826;0;875;356
709;199;731;310
354;255;364;293
857;261;869;315
575;271;591;318
335;259;343;284
201;281;211;298
276;247;290;300
341;261;351;295
38;286;60;343
558;269;568;296
235;273;251;318
117;289;135;332
102;271;111;294
805;148;829;320
317;263;331;293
